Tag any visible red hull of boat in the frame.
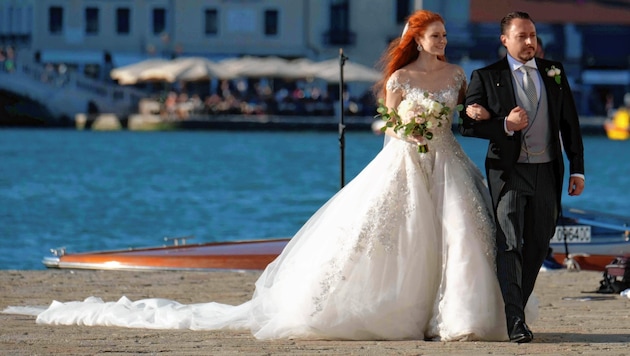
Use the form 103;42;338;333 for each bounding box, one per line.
551;253;622;272
44;239;289;271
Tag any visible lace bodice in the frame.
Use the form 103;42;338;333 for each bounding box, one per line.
386;69;465;147
387;72;464;107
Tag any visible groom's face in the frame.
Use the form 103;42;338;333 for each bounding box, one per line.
501;18;537;63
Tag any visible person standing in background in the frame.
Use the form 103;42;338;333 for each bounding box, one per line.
535;36;545;58
460;11;585;343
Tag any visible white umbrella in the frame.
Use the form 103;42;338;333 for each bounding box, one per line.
219;56;316;79
138;57;233;82
281;57;318;79
110;58;171;85
310;58;381;83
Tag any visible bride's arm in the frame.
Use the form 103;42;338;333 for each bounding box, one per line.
457;73;467;108
466;104;490;121
460;77;491;121
383;88;404;140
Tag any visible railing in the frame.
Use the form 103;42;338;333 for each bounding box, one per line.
0;50;146;119
322;30;356;46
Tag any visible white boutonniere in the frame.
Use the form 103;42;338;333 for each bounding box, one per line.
546;65;561;84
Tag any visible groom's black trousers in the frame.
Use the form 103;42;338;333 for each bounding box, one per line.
494;161;558;322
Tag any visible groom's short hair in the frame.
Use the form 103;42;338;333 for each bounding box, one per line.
500;12;534;35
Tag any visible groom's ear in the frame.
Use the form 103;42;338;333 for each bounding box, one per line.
500;35;507;46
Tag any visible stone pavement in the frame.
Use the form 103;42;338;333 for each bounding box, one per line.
1;269;629;355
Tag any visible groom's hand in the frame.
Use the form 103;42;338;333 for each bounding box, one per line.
506;107;529;132
568;176;585;196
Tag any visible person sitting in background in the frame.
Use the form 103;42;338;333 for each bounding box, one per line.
0;47;5;72
3;46;15;72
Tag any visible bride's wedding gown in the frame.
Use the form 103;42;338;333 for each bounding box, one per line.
4;73;526;341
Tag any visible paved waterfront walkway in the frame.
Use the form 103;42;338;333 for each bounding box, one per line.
1;269;629;355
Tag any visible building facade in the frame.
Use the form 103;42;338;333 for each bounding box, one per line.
0;0;418;70
1;0;629;115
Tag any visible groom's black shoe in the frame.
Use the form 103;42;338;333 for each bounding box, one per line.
508;317;533;343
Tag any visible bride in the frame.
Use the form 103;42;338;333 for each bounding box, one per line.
4;10;532;341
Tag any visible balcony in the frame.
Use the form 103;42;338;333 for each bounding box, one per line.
0;34;32;47
322;30;356;46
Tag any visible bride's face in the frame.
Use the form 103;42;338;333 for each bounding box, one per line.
418;22;447;56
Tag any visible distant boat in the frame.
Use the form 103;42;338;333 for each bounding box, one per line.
604;107;630;140
604;119;630;140
42;207;629;273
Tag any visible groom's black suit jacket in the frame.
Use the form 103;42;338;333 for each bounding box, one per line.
459;57;584;209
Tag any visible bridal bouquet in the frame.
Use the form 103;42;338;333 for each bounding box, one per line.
376;93;462;153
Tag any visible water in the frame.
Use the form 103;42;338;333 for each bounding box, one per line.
1;128;628;270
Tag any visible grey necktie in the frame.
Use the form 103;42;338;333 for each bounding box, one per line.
519;66;538;109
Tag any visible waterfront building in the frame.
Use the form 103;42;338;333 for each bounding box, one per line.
0;0;419;79
0;0;629;116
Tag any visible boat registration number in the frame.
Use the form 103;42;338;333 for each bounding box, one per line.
550;225;592;243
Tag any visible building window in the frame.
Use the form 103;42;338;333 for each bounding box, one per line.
85;7;99;34
5;7;12;33
324;0;354;45
14;7;22;33
264;9;278;36
396;0;411;23
49;6;63;34
153;8;166;35
330;0;349;33
204;9;218;35
116;8;130;34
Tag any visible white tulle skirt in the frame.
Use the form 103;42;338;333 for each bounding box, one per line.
5;134;536;341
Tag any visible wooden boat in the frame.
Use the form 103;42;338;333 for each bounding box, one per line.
43;238;289;271
549;207;630;271
43;207;630;272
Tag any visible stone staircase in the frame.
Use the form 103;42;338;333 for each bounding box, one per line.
0;50;145;125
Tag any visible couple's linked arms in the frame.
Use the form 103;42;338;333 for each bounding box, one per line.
459;70;514;142
459;69;535;140
458;72;497;131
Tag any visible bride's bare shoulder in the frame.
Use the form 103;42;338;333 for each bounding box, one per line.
443;63;465;76
442;63;467;86
391;67;413;80
387;69;411;93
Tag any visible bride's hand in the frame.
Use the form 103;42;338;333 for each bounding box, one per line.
394;130;421;145
406;133;426;145
466;103;490;121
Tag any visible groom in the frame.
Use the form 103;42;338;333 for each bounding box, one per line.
460;12;585;343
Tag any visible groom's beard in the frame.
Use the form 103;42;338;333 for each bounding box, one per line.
517;48;535;62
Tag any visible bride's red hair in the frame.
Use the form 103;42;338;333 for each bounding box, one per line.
374;10;446;97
